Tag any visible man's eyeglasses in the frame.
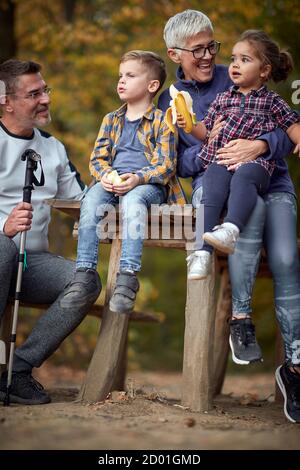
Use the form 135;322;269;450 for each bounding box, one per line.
7;86;52;101
173;41;221;59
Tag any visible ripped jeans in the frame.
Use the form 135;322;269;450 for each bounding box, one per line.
193;186;300;365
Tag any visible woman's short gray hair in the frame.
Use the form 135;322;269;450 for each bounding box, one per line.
163;9;213;49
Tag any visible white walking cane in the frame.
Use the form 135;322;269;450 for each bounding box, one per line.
3;149;44;406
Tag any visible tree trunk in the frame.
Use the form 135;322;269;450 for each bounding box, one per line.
0;0;16;63
63;0;77;23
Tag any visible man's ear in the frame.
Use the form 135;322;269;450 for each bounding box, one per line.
148;79;160;94
167;48;181;64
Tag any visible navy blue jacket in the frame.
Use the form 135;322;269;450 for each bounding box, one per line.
158;65;295;195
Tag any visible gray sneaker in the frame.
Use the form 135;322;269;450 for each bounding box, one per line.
186;251;212;280
109;272;140;314
60;268;101;309
229;318;263;365
275;363;300;423
203;223;239;254
0;371;51;405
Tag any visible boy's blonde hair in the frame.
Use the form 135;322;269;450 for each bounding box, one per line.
120;50;166;94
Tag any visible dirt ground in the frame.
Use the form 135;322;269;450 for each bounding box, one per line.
0;364;299;450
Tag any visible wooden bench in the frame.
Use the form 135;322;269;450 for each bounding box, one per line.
2;199;298;411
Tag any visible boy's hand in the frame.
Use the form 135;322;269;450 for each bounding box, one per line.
176;113;186;128
101;172;114;192
112;173;140;195
293;143;300;157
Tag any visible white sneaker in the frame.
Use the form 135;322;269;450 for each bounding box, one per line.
203;222;239;254
186;250;212;280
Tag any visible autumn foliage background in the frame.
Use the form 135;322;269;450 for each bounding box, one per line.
1;0;300;372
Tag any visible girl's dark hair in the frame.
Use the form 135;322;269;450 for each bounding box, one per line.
239;30;294;83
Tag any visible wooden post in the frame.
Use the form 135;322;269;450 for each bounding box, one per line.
0;305;12;374
78;238;129;403
182;254;216;412
213;269;232;396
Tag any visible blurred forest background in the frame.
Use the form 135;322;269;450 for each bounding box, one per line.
1;0;300;373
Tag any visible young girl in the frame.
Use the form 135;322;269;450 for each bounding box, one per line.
177;30;300;279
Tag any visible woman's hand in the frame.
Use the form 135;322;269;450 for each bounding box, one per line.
216;139;268;170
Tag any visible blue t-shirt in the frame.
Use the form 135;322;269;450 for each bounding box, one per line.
112;117;149;174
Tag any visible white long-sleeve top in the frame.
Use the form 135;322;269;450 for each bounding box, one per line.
0;122;86;251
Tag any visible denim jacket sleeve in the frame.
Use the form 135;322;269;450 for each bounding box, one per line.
257;128;294;161
177;143;204;178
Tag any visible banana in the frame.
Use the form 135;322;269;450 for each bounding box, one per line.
106;170;124;185
165;84;196;133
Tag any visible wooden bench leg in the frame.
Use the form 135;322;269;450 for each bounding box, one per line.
182;254;217;412
78;238;129;403
213;269;232;396
0;304;13;374
112;335;128;391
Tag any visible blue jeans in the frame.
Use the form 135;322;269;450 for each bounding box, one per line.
76;183;167;272
193;185;300;365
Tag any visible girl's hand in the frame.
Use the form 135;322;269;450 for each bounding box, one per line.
176;113;186;128
293;143;300;157
208;116;225;143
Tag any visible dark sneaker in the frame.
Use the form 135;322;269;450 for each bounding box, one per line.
229;318;263;365
0;371;51;405
60;268;101;309
276;363;300;423
109;272;139;314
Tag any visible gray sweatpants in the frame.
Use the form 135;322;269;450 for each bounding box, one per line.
0;234;99;372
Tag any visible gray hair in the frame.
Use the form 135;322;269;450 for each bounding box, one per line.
0;59;41;94
163;9;213;49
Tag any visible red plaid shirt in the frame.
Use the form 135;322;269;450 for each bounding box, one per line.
199;85;299;175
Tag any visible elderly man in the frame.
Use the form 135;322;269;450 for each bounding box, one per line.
159;9;300;423
0;59;101;405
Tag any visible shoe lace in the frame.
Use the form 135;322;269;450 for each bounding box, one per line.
212;225;238;243
186;252;207;268
29;376;44;391
233;321;256;346
17;373;44;391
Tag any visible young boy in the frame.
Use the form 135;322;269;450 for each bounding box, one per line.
62;50;185;314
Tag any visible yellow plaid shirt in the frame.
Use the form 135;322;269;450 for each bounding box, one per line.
89;103;186;205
